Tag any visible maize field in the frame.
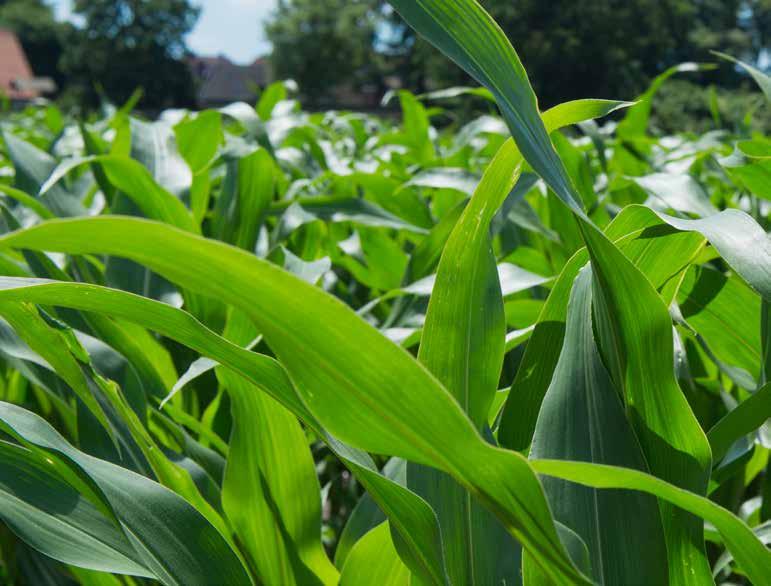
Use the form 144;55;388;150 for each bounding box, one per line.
0;1;769;584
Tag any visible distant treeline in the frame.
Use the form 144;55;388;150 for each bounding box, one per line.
2;0;770;127
267;0;770;112
0;0;200;111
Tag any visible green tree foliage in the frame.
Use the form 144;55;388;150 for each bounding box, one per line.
59;0;201;110
266;0;380;106
267;0;771;107
482;0;771;105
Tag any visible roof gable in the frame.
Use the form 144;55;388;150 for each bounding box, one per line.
0;29;38;100
189;55;270;105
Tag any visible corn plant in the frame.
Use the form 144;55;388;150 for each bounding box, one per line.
0;0;769;584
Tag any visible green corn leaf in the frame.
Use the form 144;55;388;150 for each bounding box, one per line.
0;12;768;585
408;137;522;585
499;204;706;451
407;198;467;282
80;122;117;206
212;148;275;250
632;173;718;218
0;440;152;578
708;383;771;463
173;111;223;225
89;375;233;544
257;81;290;121
411;97;636;463
617;62;710;138
339;523;410;586
387;0;583;214
529;267;668;584
219;369;338;585
397;91;435;164
379;7;742;583
174;111;223;173
0;401;252;586
531;459;771;584
499;250;587;451
581;222;714;585
522;523;592;586
270;197;428;235
128;118;191;198
0;301;113;441
678;267;762;387
415;94;632;427
650;208;771;301
0;184;55;219
38;155;196;232
335;458;403;568
401;167;480;196
420;138;521;430
0;276;450;586
713;51;771;103
1;131;86;217
68;566;126;586
0;218;589;584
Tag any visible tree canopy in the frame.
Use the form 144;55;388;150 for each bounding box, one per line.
266;0;379;105
60;0;201;110
266;0;771;107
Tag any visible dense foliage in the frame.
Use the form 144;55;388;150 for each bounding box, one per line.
0;0;201;110
0;1;769;584
267;0;771;108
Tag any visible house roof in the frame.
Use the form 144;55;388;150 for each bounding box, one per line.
0;29;38;100
189;55;270;106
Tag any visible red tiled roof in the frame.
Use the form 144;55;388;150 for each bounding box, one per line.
0;29;38;100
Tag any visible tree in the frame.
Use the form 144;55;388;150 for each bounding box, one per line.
266;0;770;109
405;0;770;106
479;0;691;105
60;0;200;109
266;0;380;106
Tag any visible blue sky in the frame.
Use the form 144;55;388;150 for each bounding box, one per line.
51;0;277;64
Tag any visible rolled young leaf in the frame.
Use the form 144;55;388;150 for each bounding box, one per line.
530;267;668;584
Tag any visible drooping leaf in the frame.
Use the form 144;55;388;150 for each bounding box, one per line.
0;219;588;583
678;266;762;387
0;276;449;586
531;459;771;584
713;51;771;103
